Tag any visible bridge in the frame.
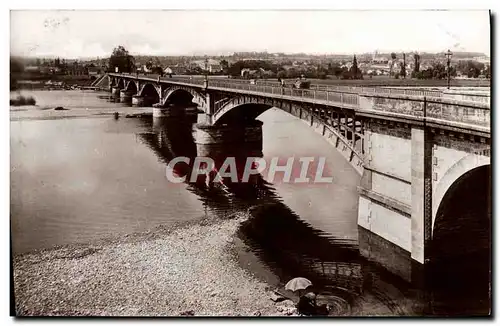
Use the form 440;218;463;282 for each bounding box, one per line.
100;73;491;283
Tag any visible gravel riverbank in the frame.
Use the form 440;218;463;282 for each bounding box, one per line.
13;212;299;317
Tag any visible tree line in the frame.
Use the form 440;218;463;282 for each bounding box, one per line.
73;45;494;81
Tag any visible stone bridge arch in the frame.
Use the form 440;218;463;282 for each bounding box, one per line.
162;86;207;112
212;95;364;175
429;159;491;314
432;153;491;234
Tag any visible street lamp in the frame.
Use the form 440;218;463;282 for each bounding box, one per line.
445;49;453;89
204;56;209;88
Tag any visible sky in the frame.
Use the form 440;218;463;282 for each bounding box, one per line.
10;10;491;58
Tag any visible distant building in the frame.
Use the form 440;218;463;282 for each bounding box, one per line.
371;50;389;64
240;68;254;77
208;64;222;73
190;59;223;73
67;66;87;76
87;66;101;76
473;56;490;64
370;64;390;71
24;66;41;73
372;57;389;64
341;62;353;70
164;65;188;75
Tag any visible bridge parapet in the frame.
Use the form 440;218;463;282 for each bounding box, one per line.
442;89;490;103
359;93;490;130
426;97;490;128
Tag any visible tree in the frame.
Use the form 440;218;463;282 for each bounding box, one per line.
400;54;406;79
414;62;456;80
349;55;363;79
351;55;358;76
286;68;300;79
187;66;203;75
276;70;287;80
220;59;229;74
317;70;328;79
10;56;25;91
390;52;397;76
414;54;421;73
456;60;484;78
152;66;164;75
10;57;24;74
484;64;491;79
333;66;344;79
341;70;352;80
109;45;135;73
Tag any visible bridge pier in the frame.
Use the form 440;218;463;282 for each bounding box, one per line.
132;95;145;107
193;121;263;186
357;115;437;284
153;107;184;118
193;120;263;158
120;90;133;103
111;87;121;97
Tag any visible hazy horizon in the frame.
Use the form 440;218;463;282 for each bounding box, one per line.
10;10;491;59
11;49;490;61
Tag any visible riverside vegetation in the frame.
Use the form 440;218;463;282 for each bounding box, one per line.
10;94;36;106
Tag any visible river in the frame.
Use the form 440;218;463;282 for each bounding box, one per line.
10;90;488;316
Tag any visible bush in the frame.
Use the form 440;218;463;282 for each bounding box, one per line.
10;94;36;106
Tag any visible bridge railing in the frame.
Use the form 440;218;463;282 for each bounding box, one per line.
208;79;361;109
112;73;470;99
205;78;444;98
206;80;488;129
110;74;490;131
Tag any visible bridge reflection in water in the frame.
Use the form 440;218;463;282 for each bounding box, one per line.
131;111;488;316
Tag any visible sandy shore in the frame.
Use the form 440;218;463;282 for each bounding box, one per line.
13;212;299;317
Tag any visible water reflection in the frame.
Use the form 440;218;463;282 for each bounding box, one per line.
135;114;246;215
137;113;422;316
139;111;490;316
100;93;132;106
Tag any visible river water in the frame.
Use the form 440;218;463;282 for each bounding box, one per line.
10;90;489;316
